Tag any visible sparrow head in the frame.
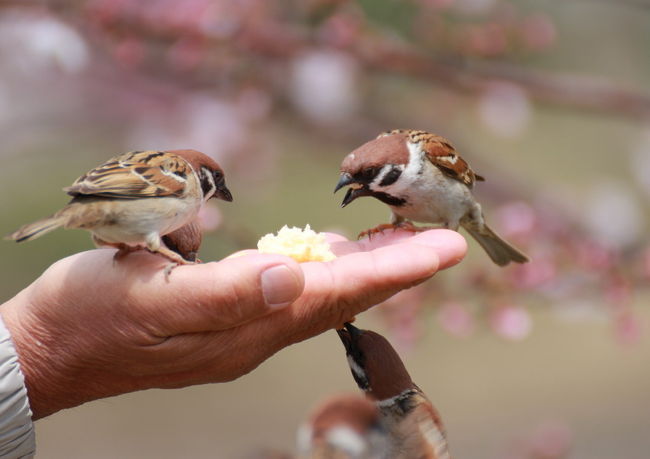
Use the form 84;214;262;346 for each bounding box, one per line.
297;393;389;459
337;323;416;403
161;219;202;263
172;149;233;202
334;131;410;208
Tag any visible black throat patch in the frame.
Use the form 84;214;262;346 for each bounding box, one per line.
370;191;407;207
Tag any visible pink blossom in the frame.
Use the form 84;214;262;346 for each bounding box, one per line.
509;256;557;290
519;14;557;51
167;37;206;72
437;301;475;338
489;305;532;341
113;36;146;68
496;201;537;239
462;23;508;57
478;82;532;138
574;240;617;272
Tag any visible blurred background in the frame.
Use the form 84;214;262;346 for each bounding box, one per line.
1;0;649;457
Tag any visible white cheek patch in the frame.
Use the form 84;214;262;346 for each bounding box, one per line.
370;164;404;191
371;165;391;186
326;427;367;456
347;355;366;381
406;141;425;175
201;167;216;200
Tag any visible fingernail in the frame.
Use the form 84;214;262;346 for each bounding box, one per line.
261;264;302;308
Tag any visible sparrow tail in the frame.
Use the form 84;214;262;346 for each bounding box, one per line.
464;223;529;266
5;215;66;243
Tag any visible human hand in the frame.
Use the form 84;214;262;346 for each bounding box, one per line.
0;229;466;420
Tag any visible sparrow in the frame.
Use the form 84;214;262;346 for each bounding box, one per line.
297;393;390;459
6;149;232;268
334;129;528;266
162;218;203;263
336;322;451;459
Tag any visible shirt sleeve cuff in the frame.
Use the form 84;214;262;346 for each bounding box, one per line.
0;315;35;458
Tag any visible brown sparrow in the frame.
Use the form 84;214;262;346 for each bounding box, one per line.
162;218;203;263
336;322;451;459
334;129;528;266
6;149;232;267
297;393;389;459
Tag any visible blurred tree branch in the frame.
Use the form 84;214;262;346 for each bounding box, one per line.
2;0;650;121
353;40;650;120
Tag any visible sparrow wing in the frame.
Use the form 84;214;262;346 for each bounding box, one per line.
415;132;484;187
400;396;450;459
63;151;191;199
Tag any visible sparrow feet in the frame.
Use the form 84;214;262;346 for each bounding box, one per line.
113;244;144;262
357;221;425;240
154;246;196;281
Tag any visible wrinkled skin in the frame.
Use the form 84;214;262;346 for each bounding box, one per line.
0;229;466;419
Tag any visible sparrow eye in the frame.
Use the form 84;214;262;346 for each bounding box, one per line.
360;167;378;181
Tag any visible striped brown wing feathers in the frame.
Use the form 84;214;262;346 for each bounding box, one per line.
402;130;484;187
63;151;190;199
399;394;450;459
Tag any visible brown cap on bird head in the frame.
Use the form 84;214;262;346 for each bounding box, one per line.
337;322;416;402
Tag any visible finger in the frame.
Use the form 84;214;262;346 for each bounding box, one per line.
407;229;467;269
225;249;258;259
322;232;349;244
129;253;305;336
265;240;456;348
130;231;467;378
330;228;467;267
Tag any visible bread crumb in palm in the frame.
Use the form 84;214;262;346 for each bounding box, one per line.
257;225;336;262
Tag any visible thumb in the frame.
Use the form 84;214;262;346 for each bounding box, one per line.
135;254;305;336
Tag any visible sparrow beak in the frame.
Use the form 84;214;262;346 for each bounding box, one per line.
335;174;371;208
334;172;354;194
336;322;363;354
340;187;371;208
214;184;233;202
337;322;370;391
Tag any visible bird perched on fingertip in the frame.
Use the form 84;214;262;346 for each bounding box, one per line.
334;129;528;266
6;149;232;271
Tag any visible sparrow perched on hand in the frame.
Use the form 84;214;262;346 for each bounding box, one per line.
336;323;450;459
6;149;232;268
334;129;528;266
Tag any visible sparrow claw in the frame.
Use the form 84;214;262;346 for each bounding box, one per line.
163;262;180;281
357;224;397;240
394;221;428;233
155;246;196;281
357;222;426;240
